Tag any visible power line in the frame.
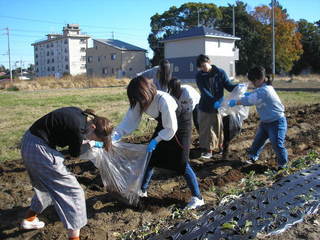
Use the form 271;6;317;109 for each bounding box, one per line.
0;15;146;31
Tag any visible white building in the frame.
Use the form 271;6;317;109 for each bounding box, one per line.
161;26;240;81
31;24;90;78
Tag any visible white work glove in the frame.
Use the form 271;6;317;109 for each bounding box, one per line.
88;140;104;148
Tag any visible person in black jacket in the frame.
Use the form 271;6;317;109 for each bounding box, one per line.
20;107;113;240
196;54;238;159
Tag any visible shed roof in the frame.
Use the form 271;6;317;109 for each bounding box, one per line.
161;26;240;42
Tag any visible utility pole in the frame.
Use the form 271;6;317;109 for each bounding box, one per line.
232;5;235;36
111;31;115;40
197;8;201;27
272;0;275;82
5;27;13;82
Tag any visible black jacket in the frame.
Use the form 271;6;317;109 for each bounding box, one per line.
29;107;87;157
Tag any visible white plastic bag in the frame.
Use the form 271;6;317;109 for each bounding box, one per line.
80;142;150;206
219;83;250;122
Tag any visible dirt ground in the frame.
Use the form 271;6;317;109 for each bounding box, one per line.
1;104;320;240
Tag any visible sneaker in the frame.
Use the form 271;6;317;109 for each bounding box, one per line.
277;164;288;171
245;159;256;165
21;217;45;230
201;151;212;159
137;190;148;198
185;196;205;210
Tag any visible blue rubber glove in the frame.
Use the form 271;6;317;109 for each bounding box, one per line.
88;140;104;148
244;92;251;97
147;139;158;153
229;99;237;107
111;131;121;143
213;97;223;109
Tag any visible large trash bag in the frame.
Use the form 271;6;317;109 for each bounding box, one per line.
80;142;150;206
219;84;250;141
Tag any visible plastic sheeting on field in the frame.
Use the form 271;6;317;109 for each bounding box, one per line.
148;164;320;240
80;142;150;206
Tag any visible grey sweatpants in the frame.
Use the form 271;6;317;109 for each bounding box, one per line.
198;110;224;151
21;131;87;230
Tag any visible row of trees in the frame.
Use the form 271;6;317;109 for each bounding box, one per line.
148;1;320;75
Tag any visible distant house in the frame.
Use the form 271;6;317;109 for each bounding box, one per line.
161;26;240;81
86;39;147;78
32;24;90;78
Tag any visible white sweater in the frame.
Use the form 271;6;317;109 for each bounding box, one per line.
178;85;200;112
116;91;178;142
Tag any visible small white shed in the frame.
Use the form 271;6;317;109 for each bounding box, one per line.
161;26;240;81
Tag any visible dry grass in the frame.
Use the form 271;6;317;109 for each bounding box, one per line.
0;74;130;91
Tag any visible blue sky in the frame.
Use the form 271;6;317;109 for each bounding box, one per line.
0;0;319;69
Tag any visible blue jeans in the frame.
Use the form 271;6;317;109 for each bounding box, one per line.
141;162;201;198
248;117;288;166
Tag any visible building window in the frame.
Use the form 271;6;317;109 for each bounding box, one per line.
46;44;49;48
218;39;221;48
80;39;86;44
174;66;179;72
65;56;68;61
51;51;54;56
102;68;108;74
51;43;53;47
52;59;54;63
47;52;49;56
35;47;38;51
52;66;55;71
129;67;133;71
47;59;50;64
47;67;50;71
111;68;114;74
87;56;93;63
80;47;86;52
65;64;69;70
64;39;68;44
80;64;86;69
35;61;38;65
95;45;98;50
64;48;68;53
98;56;100;62
111;53;116;60
190;63;194;72
35;54;38;58
80;56;86;61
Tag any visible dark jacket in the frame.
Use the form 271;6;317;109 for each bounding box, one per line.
29;107;87;157
196;65;237;113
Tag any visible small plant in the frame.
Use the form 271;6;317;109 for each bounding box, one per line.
6;85;19;91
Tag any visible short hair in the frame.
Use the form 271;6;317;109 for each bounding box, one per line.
127;76;157;114
196;54;210;68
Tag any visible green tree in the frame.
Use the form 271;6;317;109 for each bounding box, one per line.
292;19;320;74
218;1;266;74
148;2;221;65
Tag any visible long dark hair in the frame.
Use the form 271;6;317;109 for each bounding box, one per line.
159;59;172;90
168;78;182;99
127;76;157;114
247;66;272;85
83;109;113;152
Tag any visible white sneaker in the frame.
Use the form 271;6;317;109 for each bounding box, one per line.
137;190;148;198
21;217;45;230
201;152;212;159
185;196;205;210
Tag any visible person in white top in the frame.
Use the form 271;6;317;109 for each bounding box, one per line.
136;59;172;92
168;78;200;132
112;76;204;209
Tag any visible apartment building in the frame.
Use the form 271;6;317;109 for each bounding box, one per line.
32;24;90;78
86;39;147;78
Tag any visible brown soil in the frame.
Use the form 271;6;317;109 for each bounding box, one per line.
1;104;320;240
